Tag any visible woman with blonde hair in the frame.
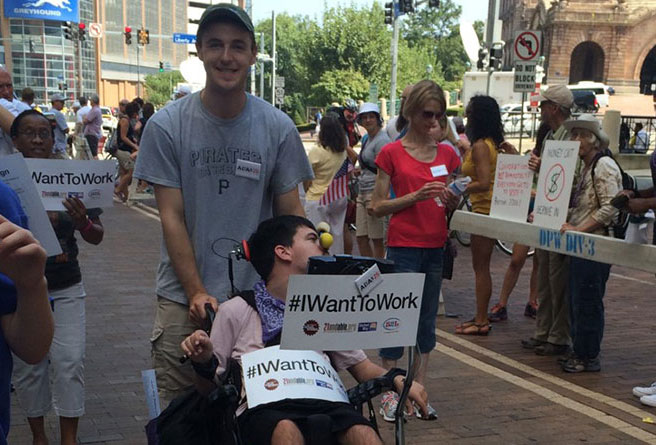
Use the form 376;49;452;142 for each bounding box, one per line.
372;79;461;421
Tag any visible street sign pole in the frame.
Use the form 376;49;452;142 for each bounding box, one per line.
519;92;526;152
389;6;400;117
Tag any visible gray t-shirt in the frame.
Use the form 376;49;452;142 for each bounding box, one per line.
358;129;391;193
51;109;68;154
134;92;313;305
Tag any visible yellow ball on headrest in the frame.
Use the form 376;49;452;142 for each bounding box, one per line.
319;232;333;250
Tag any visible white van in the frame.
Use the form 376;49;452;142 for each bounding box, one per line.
567;82;610;107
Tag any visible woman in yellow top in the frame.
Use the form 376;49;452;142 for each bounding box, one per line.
304;113;349;253
456;95;508;335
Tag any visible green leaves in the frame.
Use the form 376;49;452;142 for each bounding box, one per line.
251;1;475;113
144;71;184;108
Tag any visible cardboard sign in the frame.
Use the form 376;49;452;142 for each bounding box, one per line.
490;154;534;222
241;346;349;409
533;140;580;230
0;154;62;256
280;273;424;351
25;158;118;211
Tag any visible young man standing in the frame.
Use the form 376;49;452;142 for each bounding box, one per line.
181;216;429;445
83;94;103;159
134;3;313;404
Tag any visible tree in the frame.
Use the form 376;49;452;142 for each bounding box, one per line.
401;1;483;83
310;69;369;106
144;71;184;107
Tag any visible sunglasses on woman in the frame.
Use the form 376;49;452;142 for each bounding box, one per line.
422;110;445;121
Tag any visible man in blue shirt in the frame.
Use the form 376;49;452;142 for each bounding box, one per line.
0;181;53;444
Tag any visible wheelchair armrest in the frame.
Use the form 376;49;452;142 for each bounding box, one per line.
347;368;406;406
207;384;239;406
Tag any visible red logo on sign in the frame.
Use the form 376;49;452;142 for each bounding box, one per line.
264;379;279;390
303;320;319;336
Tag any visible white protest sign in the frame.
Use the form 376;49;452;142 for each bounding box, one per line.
514;62;537;93
533;140;579;230
24;158;118;211
280;273;424;351
490;154;534;222
0;154;62;256
241;346;349;409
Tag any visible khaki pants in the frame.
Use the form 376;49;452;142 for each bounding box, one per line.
150;297;197;407
534;249;571;346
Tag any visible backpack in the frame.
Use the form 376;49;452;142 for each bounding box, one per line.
590;149;637;239
104;128;119;156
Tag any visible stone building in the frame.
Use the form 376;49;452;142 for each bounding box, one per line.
499;0;656;93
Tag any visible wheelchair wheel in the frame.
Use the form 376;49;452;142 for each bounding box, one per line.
496;240;535;257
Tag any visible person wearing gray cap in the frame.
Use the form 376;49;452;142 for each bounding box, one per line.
50;93;70;159
558;114;621;372
522;84;575;357
133;3;312;405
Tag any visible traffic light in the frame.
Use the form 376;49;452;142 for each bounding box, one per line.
384;2;394;25
159;61;164;72
124;26;132;45
490;46;503;70
138;28;150;45
477;47;488;70
62;21;74;40
78;23;86;41
399;0;414;13
428;0;439;7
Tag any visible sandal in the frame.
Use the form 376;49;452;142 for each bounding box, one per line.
488;304;507;322
455;322;491;336
524;301;538;319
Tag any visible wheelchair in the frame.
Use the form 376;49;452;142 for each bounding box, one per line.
147;255;418;445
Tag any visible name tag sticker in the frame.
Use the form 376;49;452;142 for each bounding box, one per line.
235;159;262;180
430;164;448;177
354;263;384;296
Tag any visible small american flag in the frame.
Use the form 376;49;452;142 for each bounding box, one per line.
319;158;353;205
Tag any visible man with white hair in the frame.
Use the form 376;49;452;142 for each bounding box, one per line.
174;85;191;100
83;94;102;159
0;68;31;156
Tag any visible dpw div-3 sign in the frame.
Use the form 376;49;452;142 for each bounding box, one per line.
4;0;79;22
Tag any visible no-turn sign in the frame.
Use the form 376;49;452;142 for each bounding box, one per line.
513;30;541;63
89;23;103;38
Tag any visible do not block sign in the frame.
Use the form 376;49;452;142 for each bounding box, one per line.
514;62;537;93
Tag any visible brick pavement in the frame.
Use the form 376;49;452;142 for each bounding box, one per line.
8;202;656;444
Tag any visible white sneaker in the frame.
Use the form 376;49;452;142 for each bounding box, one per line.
633;382;656;398
379;391;399;423
640;394;656;407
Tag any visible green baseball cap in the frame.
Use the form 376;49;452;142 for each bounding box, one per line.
197;3;255;41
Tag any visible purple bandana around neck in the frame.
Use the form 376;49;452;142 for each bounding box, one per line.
253;280;285;343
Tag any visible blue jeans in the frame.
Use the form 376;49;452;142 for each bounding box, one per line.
569;257;611;360
379;247;444;360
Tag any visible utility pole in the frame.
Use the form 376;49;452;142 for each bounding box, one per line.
389;6;400;117
485;0;497;95
271;11;276;107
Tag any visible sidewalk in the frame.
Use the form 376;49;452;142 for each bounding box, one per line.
8;202;656;444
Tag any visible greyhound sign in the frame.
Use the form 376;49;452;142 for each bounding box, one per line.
4;0;79;22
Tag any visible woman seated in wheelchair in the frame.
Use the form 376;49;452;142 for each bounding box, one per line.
181;215;428;445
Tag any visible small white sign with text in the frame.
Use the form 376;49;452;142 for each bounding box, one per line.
241;346;349;409
533;140;580;230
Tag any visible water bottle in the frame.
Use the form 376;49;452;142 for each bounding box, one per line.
448;176;472;196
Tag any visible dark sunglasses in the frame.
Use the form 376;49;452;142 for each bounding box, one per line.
421;110;445;120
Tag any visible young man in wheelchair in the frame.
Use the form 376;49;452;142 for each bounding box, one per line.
180;215;428;445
